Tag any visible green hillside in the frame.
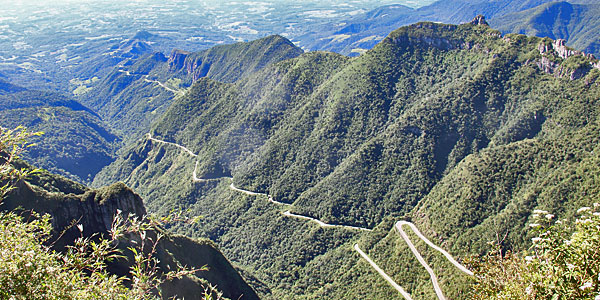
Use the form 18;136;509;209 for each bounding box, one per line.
80;35;303;139
95;19;600;299
0;88;118;183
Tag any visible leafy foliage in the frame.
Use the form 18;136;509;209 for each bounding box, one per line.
470;206;600;299
0;126;257;300
0;126;43;198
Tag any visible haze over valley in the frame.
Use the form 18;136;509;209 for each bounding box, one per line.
1;1;600;299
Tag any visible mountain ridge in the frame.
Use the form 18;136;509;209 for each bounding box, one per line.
94;19;600;299
490;1;600;56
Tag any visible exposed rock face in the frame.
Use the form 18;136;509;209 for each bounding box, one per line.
3;178;145;247
185;56;212;82
1;164;260;300
167;51;211;81
470;15;489;26
552;39;581;59
536;38;599;79
168;49;191;71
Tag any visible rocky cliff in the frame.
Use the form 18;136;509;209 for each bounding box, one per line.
1;160;259;300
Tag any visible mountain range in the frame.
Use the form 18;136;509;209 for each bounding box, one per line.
294;0;600;57
2;1;600;299
93;18;600;299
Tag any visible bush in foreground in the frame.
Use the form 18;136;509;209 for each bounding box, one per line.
470;205;600;299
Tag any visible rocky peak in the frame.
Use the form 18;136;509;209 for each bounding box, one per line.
553;39;581;59
470;15;488;26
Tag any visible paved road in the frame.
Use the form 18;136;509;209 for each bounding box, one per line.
354;244;413;300
147;134;473;297
147;134;369;231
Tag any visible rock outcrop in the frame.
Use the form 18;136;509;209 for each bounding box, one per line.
470;15;489;26
536;38;599;80
168;49;191;71
1;162;260;300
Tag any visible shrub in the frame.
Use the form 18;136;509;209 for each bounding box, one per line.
470;206;600;299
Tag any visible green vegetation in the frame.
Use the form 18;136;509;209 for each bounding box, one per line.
93;19;600;299
0;89;118;183
470;206;600;299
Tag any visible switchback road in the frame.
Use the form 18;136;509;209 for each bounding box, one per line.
146;134;473;299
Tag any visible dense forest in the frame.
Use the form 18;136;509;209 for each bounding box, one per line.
94;18;600;299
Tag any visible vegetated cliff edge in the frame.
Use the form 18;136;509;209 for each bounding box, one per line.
1;160;259;300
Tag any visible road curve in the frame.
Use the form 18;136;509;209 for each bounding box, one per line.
147;134;369;231
119;68;184;95
284;211;372;231
354;244;414;300
395;222;445;300
143;77;184;95
147;133;197;157
146;134;473;295
396;221;474;276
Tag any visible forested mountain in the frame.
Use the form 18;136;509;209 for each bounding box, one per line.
0;85;118;183
80;35;303;139
490;1;600;56
95;18;600;299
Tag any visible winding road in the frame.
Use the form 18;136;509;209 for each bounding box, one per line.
146;134;472;298
148;133;197;157
119;69;185;95
147;134;370;231
354;244;413;300
356;222;473;300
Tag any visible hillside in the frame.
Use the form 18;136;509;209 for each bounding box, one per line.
490;1;600;56
0;86;118;183
95;18;600;299
80;35;303;140
1;159;259;300
293;0;559;55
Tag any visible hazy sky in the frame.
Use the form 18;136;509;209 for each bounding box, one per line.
1;0;435;9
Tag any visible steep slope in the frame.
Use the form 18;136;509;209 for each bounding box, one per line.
96;19;600;299
1;160;259;300
0;87;118;183
490;1;600;56
81;35;303;139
